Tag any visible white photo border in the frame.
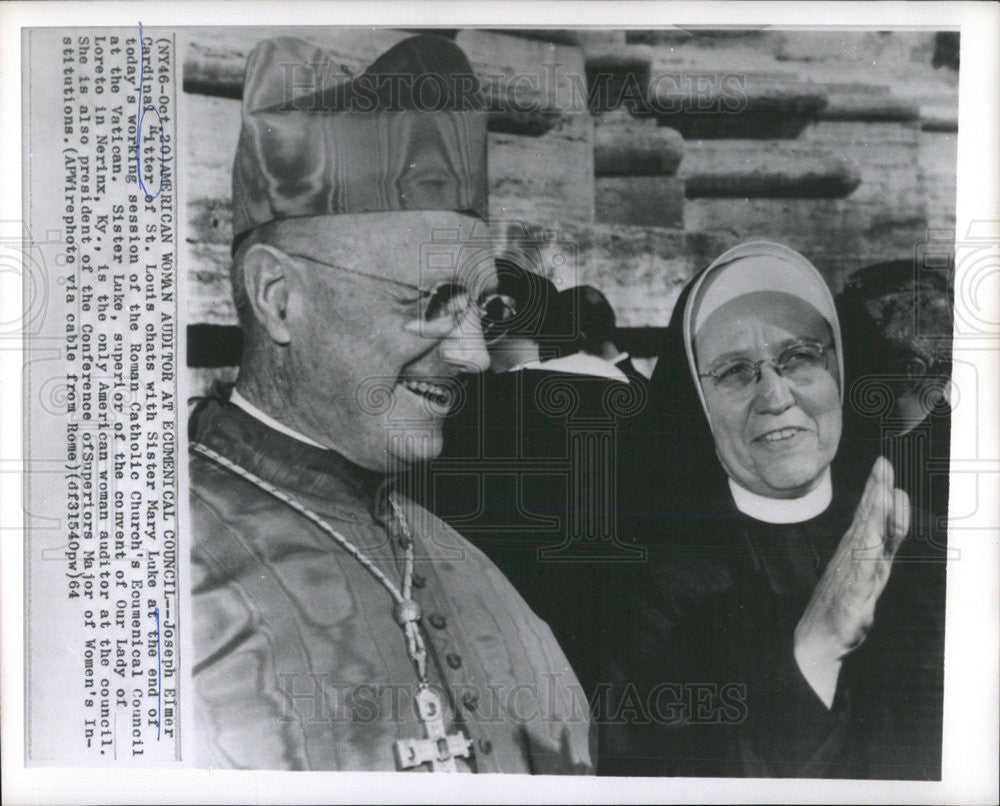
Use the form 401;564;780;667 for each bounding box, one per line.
2;2;997;804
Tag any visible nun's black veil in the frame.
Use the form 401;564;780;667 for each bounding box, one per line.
623;273;728;546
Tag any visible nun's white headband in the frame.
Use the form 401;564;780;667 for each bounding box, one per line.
682;241;845;414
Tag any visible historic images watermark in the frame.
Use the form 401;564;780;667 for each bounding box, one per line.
275;673;749;728
268;58;752;118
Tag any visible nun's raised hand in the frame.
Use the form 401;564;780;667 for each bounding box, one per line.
793;457;910;704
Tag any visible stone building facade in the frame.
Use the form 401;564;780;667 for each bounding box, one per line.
184;28;958;391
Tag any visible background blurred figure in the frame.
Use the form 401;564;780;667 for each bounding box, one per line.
835;258;954;544
486;257;560;373
542;285;647;386
421;261;646;699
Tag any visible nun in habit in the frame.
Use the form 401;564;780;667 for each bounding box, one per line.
600;242;946;779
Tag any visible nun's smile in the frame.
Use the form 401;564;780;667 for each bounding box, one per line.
696;291;842;499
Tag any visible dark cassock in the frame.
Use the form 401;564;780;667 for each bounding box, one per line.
189;35;593;773
835;258;954;555
422;361;647;701
600;242;946;780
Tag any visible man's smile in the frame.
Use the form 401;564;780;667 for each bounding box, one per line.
399;378;454;409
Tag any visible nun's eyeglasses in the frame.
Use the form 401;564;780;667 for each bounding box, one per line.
700;342;832;394
285;253;517;345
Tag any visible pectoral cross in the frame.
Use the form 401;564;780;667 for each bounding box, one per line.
394;686;474;772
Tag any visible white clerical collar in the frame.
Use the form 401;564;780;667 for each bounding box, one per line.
506;358;542;373
728;468;833;524
229;389;329;450
529;352;629;382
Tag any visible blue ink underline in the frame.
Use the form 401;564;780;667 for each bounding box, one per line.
154;605;162;741
136;21;165;201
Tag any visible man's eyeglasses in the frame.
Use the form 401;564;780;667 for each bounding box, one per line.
285;252;517;345
699;341;833;395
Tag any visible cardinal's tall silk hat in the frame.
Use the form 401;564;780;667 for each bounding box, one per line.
232;35;489;242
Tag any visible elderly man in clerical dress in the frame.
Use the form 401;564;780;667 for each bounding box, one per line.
188;35;593;773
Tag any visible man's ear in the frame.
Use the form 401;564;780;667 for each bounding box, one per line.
242;244;293;345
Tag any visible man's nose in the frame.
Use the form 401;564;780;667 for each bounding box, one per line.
439;308;491;374
752;363;795;414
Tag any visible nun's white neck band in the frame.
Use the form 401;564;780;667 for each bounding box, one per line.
728;469;833;524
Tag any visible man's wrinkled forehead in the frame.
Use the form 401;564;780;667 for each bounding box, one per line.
695;291;832;360
286;210;497;287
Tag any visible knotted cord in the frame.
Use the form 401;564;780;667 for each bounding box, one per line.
191;441;429;684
